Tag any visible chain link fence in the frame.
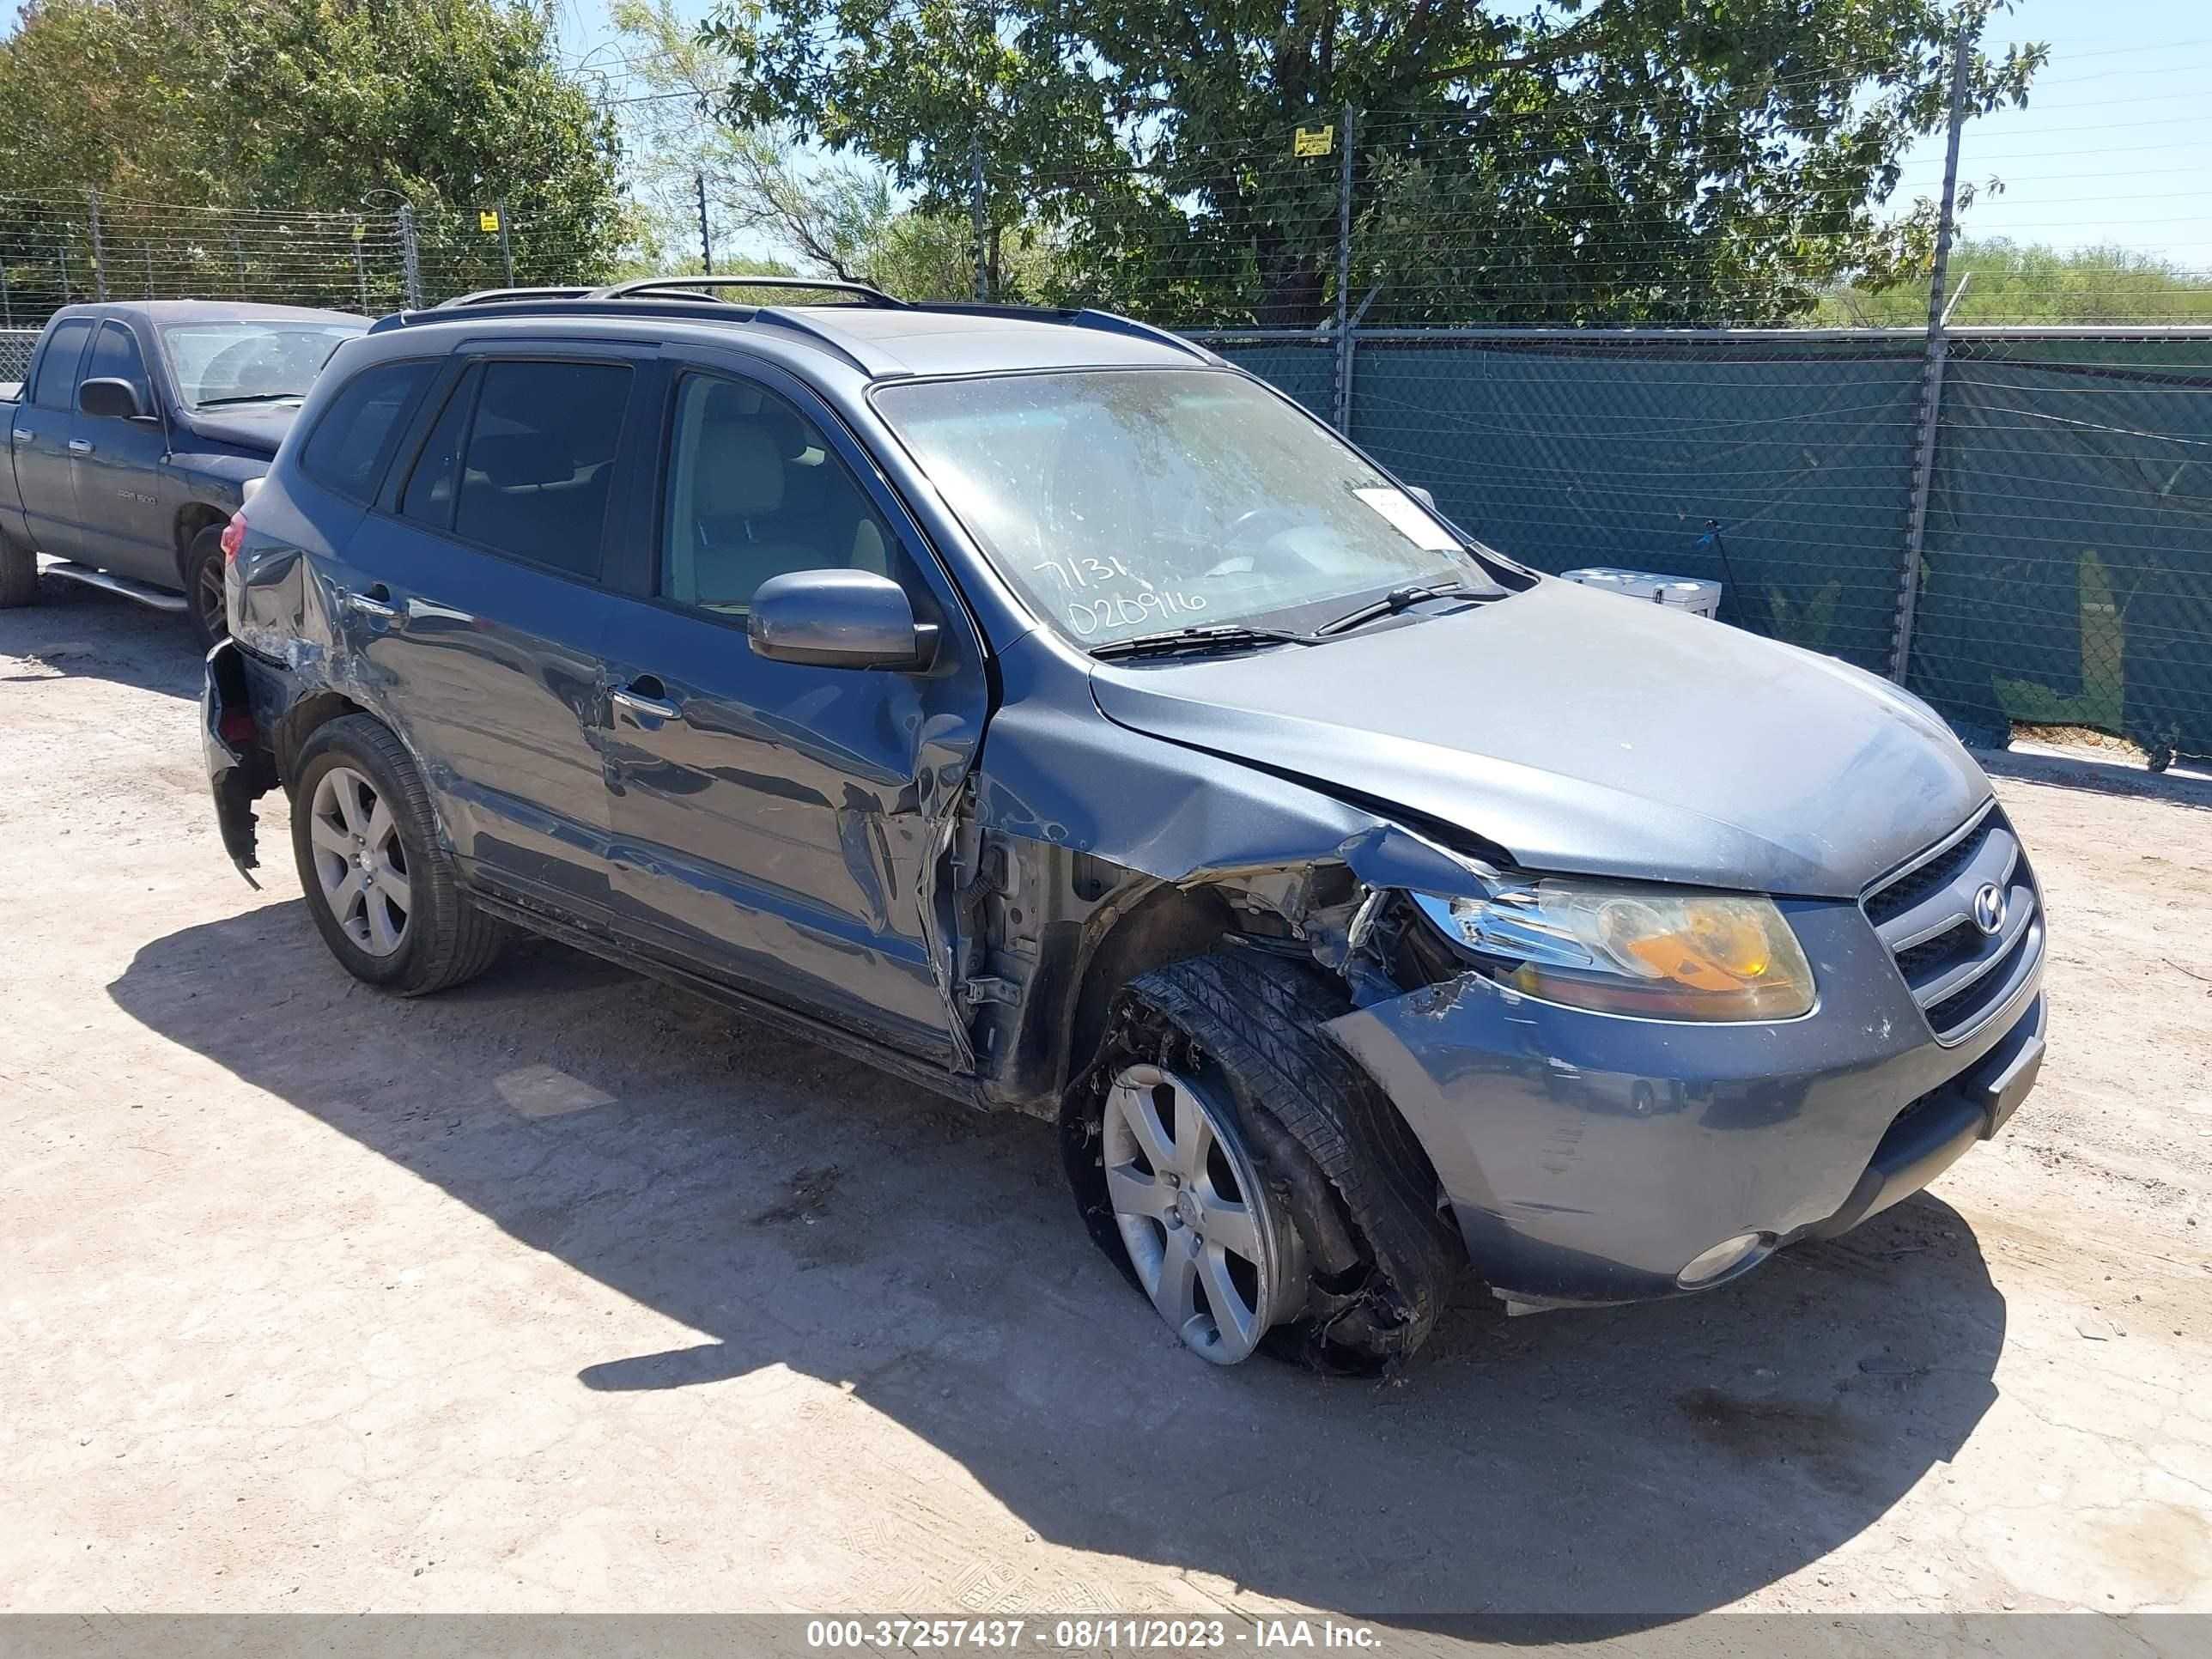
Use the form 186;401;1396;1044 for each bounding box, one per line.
0;92;2205;765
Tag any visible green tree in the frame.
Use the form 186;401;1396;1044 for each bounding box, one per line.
606;0;1060;299
0;1;628;297
702;0;2045;326
1820;238;2212;325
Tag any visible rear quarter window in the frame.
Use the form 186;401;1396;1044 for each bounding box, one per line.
31;319;93;410
299;360;438;502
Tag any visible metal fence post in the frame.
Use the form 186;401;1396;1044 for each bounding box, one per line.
971;132;990;302
1891;26;1972;685
352;221;369;312
85;188;108;301
498;199;515;286
1;258;11;329
59;240;72;303
1331;103;1355;433
230;231;246;297
696;171;714;275
398;204;423;310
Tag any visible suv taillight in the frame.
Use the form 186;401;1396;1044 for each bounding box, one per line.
219;510;247;563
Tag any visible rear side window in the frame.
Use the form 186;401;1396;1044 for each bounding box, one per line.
300;360;436;501
400;359;631;579
84;322;152;411
32;319;92;410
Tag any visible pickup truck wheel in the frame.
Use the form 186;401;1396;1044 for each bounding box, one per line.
1066;951;1461;1371
289;715;509;995
184;525;228;646
0;531;37;608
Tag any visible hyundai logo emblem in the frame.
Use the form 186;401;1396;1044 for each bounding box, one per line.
1972;883;2008;936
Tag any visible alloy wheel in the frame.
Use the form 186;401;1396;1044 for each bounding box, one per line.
195;558;228;641
307;765;411;957
1101;1063;1304;1364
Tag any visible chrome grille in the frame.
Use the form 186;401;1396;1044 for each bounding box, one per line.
1862;804;2043;1043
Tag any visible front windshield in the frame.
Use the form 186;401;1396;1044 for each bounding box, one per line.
161;321;365;408
873;368;1491;646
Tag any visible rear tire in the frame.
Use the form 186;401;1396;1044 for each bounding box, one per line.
184;524;228;647
289;714;509;995
0;531;37;608
1066;950;1462;1370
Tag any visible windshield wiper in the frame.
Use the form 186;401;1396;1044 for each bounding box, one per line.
1090;623;1317;661
195;392;304;408
1313;581;1498;638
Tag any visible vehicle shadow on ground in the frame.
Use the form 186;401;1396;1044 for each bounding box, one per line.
1975;745;2212;813
0;578;202;702
109;903;2007;1622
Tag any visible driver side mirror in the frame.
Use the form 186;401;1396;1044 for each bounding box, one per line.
748;569;939;671
78;377;148;421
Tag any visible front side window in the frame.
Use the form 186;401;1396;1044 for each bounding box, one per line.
299;360;436;501
160;320;365;409
84;322;152;411
659;372;899;613
32;319;92;410
873;368;1492;646
396;359;631;578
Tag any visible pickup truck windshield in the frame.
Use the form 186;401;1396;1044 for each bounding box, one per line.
873;368;1493;647
161;321;364;409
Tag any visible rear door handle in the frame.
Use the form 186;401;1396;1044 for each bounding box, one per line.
612;678;682;723
67;439;93;455
340;584;400;622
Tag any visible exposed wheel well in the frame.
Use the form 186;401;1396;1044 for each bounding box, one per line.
273;690;371;785
1060;881;1237;1095
173;503;228;580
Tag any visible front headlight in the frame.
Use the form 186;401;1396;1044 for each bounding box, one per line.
1410;878;1815;1021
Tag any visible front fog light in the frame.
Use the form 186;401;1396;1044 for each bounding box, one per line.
1676;1232;1773;1289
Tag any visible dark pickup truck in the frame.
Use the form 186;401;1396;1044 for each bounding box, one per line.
1;301;364;642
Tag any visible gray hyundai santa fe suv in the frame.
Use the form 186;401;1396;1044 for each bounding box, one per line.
201;278;2048;1369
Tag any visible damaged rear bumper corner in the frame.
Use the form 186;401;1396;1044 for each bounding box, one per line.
203;639;280;886
1321;900;2047;1309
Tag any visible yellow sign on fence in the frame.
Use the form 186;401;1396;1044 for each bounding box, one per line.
1293;125;1334;158
478;209;502;234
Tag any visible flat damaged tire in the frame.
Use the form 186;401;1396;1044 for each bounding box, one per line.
289;714;509;996
1066;950;1462;1370
0;532;37;608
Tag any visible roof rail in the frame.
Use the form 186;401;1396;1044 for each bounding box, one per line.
591;276;907;308
895;300;1221;365
437;287;594;307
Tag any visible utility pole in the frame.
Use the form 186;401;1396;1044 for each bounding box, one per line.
1332;103;1355;433
1890;23;1972;685
497;199;514;287
398;204;423;310
86;188;108;301
696;172;714;275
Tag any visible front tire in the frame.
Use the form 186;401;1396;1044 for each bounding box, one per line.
1066;951;1462;1370
289;715;508;995
0;529;38;608
184;524;228;647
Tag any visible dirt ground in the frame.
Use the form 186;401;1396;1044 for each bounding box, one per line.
3;580;2209;1624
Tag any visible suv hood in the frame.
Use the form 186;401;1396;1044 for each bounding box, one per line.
1087;577;1988;897
173;403;298;454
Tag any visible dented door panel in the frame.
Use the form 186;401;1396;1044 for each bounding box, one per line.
599;601;983;1061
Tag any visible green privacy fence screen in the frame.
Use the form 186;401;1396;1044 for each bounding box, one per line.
1200;328;2212;767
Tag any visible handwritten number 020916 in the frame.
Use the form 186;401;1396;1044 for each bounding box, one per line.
1032;555;1210;637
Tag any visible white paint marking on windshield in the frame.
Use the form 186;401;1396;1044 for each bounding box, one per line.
1353;487;1459;550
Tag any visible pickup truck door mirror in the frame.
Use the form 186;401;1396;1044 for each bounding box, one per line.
77;377;148;421
747;569;939;671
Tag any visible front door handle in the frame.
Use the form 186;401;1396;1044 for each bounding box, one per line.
67;439;94;455
10;428;30;445
612;678;682;723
